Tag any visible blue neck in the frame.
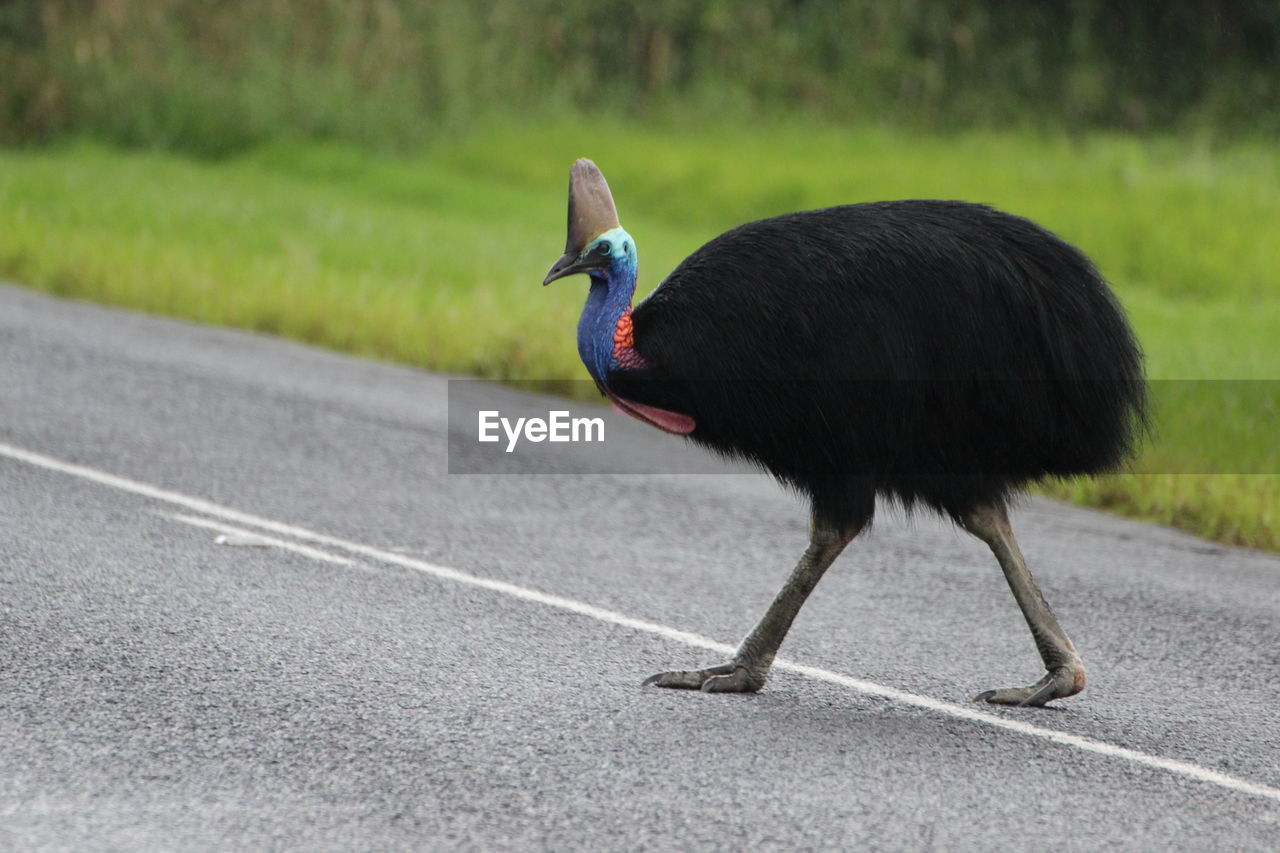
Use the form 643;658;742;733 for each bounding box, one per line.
576;230;638;386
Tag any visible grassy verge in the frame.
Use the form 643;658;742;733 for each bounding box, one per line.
1;123;1276;549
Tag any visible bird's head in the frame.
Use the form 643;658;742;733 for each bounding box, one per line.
543;158;635;285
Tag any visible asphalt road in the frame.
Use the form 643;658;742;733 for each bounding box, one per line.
2;283;1278;851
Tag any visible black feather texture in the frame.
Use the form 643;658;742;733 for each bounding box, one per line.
607;201;1147;533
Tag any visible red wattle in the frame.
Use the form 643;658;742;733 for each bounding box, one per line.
605;390;696;435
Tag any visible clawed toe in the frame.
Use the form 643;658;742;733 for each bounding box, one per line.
642;664;731;690
643;662;765;693
973;663;1085;707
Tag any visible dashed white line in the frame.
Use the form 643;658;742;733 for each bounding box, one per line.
167;512;357;566
3;439;1279;805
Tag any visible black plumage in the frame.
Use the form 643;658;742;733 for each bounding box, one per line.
613;201;1146;532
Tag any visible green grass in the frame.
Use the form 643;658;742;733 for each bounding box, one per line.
1;122;1276;549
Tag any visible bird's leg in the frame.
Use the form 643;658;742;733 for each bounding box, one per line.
960;502;1086;707
644;519;859;693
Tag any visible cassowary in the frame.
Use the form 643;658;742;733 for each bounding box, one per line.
543;159;1145;706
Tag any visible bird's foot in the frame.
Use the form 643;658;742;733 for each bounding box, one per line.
642;661;767;693
973;661;1085;707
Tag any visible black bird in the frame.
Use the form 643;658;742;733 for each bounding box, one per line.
544;159;1145;706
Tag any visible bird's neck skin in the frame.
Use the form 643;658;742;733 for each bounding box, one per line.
577;227;640;386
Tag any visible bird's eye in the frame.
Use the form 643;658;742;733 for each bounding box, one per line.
596;241;612;256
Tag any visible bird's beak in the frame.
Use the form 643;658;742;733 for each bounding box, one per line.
543;251;589;285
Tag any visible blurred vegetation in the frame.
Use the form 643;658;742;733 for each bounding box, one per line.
2;0;1278;155
1;2;1276;549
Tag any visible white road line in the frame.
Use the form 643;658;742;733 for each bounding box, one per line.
166;513;357;566
3;439;1279;805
